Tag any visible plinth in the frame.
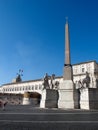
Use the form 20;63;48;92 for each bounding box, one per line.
58;80;75;109
40;89;59;108
80;88;98;109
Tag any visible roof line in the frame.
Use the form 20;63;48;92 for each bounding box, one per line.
72;60;98;66
1;76;63;86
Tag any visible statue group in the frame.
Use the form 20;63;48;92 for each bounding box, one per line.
16;69;23;82
42;73;59;90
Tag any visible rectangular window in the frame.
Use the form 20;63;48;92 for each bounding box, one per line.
35;85;38;90
32;85;34;90
82;68;85;72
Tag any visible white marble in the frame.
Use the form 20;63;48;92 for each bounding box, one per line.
80;88;89;109
22;97;30;105
40;90;46;108
58;80;75;109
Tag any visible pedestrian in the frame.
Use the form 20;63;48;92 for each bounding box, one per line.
3;102;7;110
0;100;7;110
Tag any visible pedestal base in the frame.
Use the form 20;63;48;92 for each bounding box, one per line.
58;80;75;109
40;89;59;108
80;88;98;110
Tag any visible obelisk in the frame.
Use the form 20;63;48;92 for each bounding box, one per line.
58;18;75;109
64;18;73;80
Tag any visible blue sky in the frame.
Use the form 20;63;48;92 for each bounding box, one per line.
0;0;98;84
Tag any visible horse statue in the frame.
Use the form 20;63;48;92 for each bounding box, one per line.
82;72;90;87
77;72;90;90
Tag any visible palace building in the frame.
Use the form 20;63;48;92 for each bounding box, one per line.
0;60;98;94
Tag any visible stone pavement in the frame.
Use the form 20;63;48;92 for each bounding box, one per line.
0;105;98;130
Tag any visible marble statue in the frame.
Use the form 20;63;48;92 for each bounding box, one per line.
82;72;90;87
76;72;90;90
43;73;50;89
42;73;59;90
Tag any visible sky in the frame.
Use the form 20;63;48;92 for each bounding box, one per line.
0;0;98;85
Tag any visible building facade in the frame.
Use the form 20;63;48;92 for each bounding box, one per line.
73;60;98;88
0;60;98;95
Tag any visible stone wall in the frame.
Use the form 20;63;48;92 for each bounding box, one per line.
80;88;98;109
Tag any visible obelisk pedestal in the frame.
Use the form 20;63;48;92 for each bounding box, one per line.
58;80;75;108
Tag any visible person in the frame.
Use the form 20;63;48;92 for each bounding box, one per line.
0;101;2;107
0;100;7;110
